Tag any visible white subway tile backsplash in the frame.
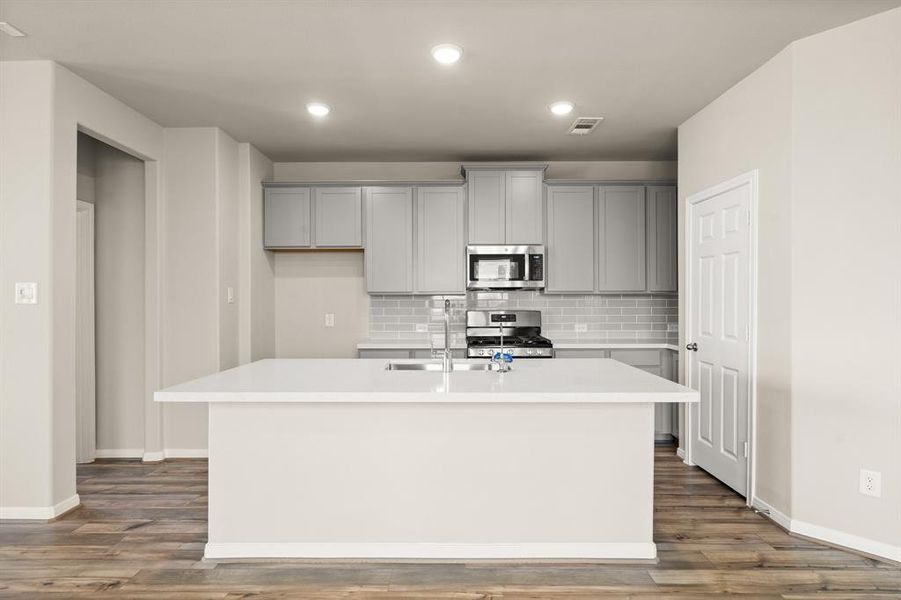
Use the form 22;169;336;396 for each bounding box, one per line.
368;291;678;343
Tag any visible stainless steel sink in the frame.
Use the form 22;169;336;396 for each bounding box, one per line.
385;362;501;372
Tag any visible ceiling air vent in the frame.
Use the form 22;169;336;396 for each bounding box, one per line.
567;117;604;135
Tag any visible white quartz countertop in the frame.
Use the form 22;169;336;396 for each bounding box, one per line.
155;358;698;404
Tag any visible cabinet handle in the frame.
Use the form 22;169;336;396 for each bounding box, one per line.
685;342;698;352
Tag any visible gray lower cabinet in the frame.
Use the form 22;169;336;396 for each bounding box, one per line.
597;186;646;292
358;349;465;359
555;348;678;440
546;186;595;292
416;187;465;294
646;186;677;292
364;187;414;293
314;187;362;247
264;187;311;248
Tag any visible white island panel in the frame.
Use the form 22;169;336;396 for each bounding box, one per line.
206;401;655;560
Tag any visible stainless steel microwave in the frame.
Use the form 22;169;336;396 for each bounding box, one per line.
466;245;545;290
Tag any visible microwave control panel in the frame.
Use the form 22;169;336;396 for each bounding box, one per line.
528;254;544;281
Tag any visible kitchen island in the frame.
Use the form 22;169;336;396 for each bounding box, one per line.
155;358;697;561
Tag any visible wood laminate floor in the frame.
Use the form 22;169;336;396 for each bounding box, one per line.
1;447;898;598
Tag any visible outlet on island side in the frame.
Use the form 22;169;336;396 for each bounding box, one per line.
859;469;882;498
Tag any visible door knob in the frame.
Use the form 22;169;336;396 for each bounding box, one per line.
686;342;698;352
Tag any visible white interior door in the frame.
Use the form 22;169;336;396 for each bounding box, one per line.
686;173;754;496
76;200;96;464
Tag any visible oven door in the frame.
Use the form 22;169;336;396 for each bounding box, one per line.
466;245;544;290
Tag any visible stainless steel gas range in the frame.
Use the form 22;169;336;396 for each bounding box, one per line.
465;309;554;358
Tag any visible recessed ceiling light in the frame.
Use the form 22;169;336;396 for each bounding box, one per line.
549;101;575;116
0;22;27;37
306;102;330;117
431;43;463;65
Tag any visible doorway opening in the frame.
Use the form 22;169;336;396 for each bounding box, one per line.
75;132;147;462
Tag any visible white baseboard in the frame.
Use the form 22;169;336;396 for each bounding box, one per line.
95;448;144;459
141;449;207;461
142;450;164;462
0;493;80;521
751;496;900;563
204;542;657;561
791;518;901;563
163;449;208;458
751;496;792;530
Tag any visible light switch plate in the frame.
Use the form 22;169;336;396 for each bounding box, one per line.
15;282;37;304
226;287;235;304
324;313;335;327
667;323;678;332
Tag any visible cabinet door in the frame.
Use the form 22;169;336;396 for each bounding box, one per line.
417;187;465;294
546;186;595;293
505;171;543;244
364;187;414;293
597;186;646;291
314;187;362;247
264;187;311;248
647;186;677;292
467;171;505;244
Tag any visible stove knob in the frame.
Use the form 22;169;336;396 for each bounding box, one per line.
478;349;485;356
527;348;534;355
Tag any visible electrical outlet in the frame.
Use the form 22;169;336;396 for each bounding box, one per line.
226;287;235;304
415;323;429;333
667;323;678;332
859;469;882;498
324;313;335;328
575;323;588;333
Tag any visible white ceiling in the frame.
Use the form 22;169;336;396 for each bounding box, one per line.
2;0;899;162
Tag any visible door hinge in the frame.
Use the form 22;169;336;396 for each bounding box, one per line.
743;441;749;459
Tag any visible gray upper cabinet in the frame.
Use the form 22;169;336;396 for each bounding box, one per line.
263;185;362;249
467;170;505;244
364;187;414;293
264;187;311;248
546;186;595;293
416;187;465;294
646;186;677;292
505;171;543;244
465;166;545;244
597;186;646;292
314;187;362;247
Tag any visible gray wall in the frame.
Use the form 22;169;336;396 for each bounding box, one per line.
678;6;901;557
789;7;901;555
679;47;794;516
